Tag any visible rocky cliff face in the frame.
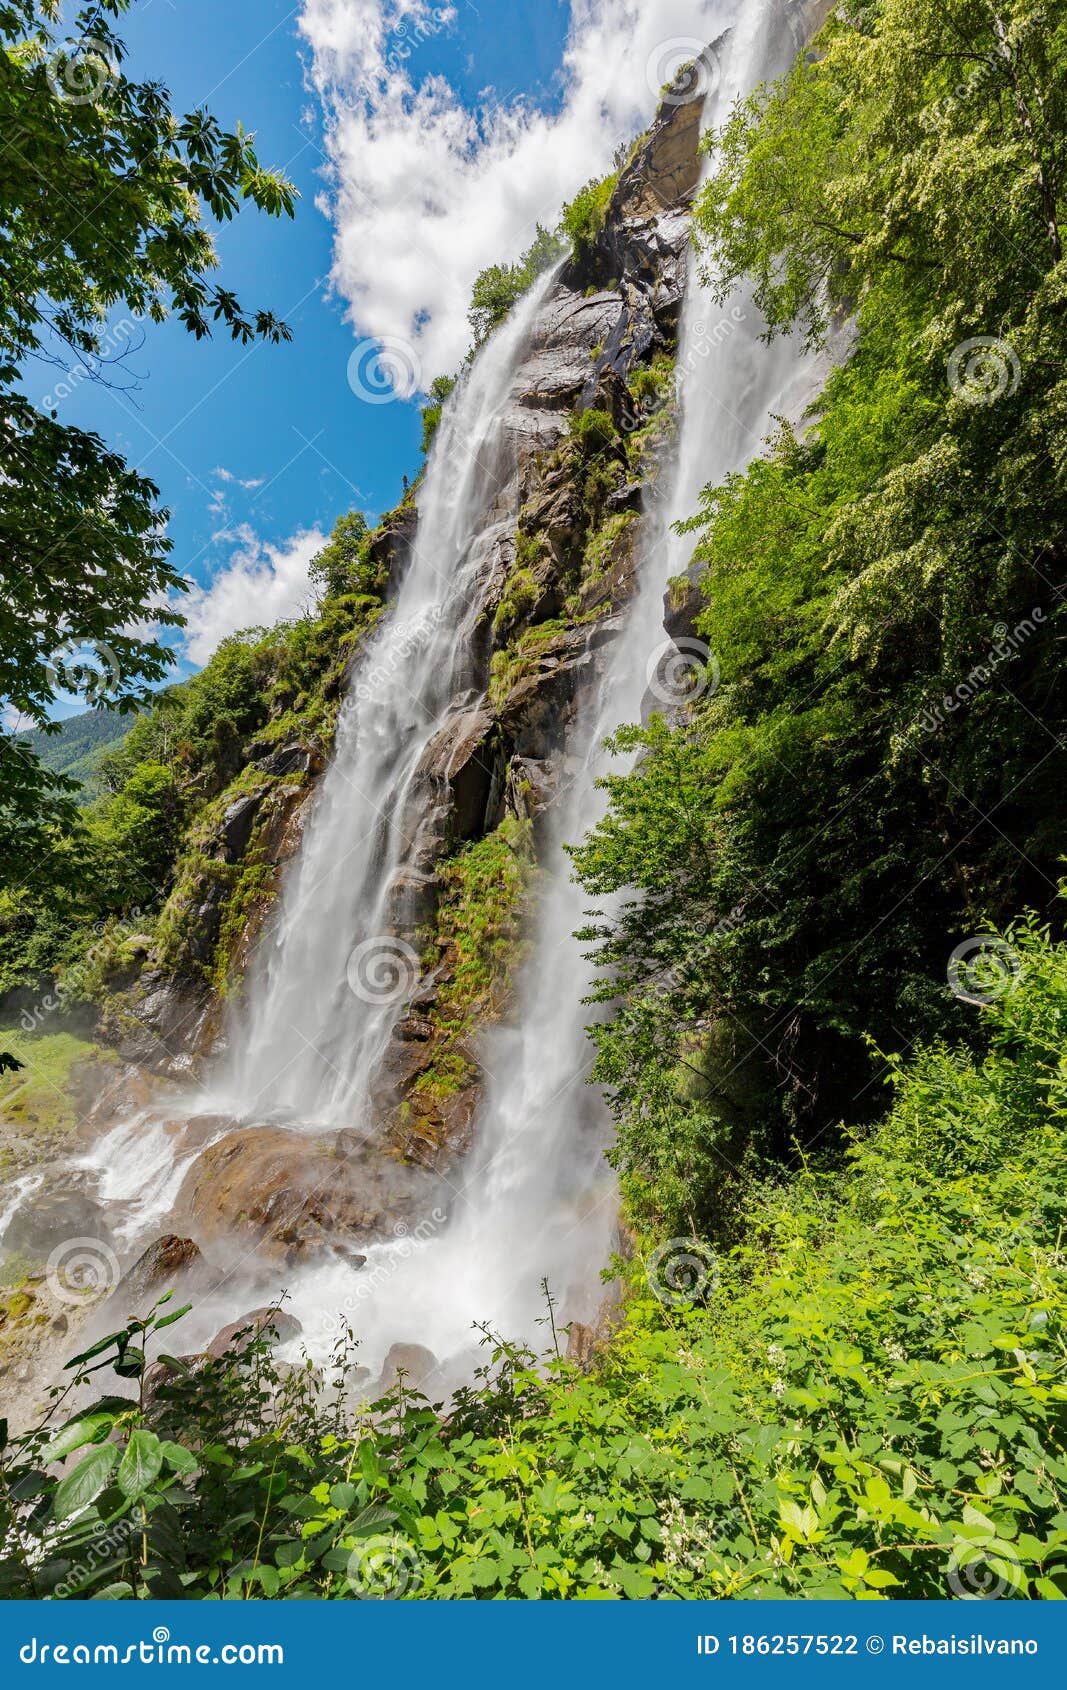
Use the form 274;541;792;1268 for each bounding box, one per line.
2;66;710;1332
120;64;708;1132
356;69;713;1174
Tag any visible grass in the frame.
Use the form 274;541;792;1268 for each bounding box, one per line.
0;1026;116;1162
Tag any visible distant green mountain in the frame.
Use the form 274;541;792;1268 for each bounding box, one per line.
17;708;133;801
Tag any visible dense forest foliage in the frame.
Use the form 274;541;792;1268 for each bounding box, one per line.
14;711;130;801
572;0;1067;1233
1;0;1066;1602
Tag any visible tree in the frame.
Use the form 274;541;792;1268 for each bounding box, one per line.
467;223;565;343
695;0;1064;344
92;761;183;912
0;0;296;889
419;374;456;454
307;511;373;599
570;0;1067;1225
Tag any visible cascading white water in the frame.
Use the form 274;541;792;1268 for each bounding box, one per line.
220;273;560;1131
289;0;821;1379
76;272;559;1247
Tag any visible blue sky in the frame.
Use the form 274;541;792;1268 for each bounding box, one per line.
36;0;727;702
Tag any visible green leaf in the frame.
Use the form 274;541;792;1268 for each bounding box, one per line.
53;1446;119;1520
45;1413;115;1463
358;1441;383;1486
153;1303;192;1332
320;1547;355;1573
64;1330;132;1371
351;1505;396;1539
113;1348;146;1381
116;1430;164;1501
159;1441;198;1476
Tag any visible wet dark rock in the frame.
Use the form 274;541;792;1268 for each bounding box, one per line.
206;1305;302;1360
364;501;418;600
255;742;319;779
218;789;268;862
572;48;717;315
395;1014;434;1043
497;617;623;761
417;707;498;847
111;1235;207;1309
506;756;556;821
120;972;215;1074
176;1125;436;1264
2;1183;114;1261
515;292;623;413
662;570;704;645
369;1031;437;1113
607;479;645;515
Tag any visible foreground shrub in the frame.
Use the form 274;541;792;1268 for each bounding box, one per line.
2;924;1064;1599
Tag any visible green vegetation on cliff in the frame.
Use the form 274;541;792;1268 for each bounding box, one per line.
0;512;390;1007
571;0;1067;1232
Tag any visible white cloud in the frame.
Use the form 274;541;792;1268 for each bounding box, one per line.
179;525;328;668
299;0;739;382
214;467;264;490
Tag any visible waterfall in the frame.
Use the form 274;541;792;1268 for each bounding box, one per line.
41;0;824;1392
288;0;820;1380
222;273;559;1130
75;273;560;1253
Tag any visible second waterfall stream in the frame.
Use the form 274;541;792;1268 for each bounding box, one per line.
79;0;819;1387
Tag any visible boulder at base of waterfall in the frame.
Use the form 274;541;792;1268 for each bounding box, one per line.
206;1306;302;1360
110;1235;207;1310
1;1182;114;1262
370;1342;441;1397
175;1125;436;1263
566;1321;596;1370
166;1113;235;1153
